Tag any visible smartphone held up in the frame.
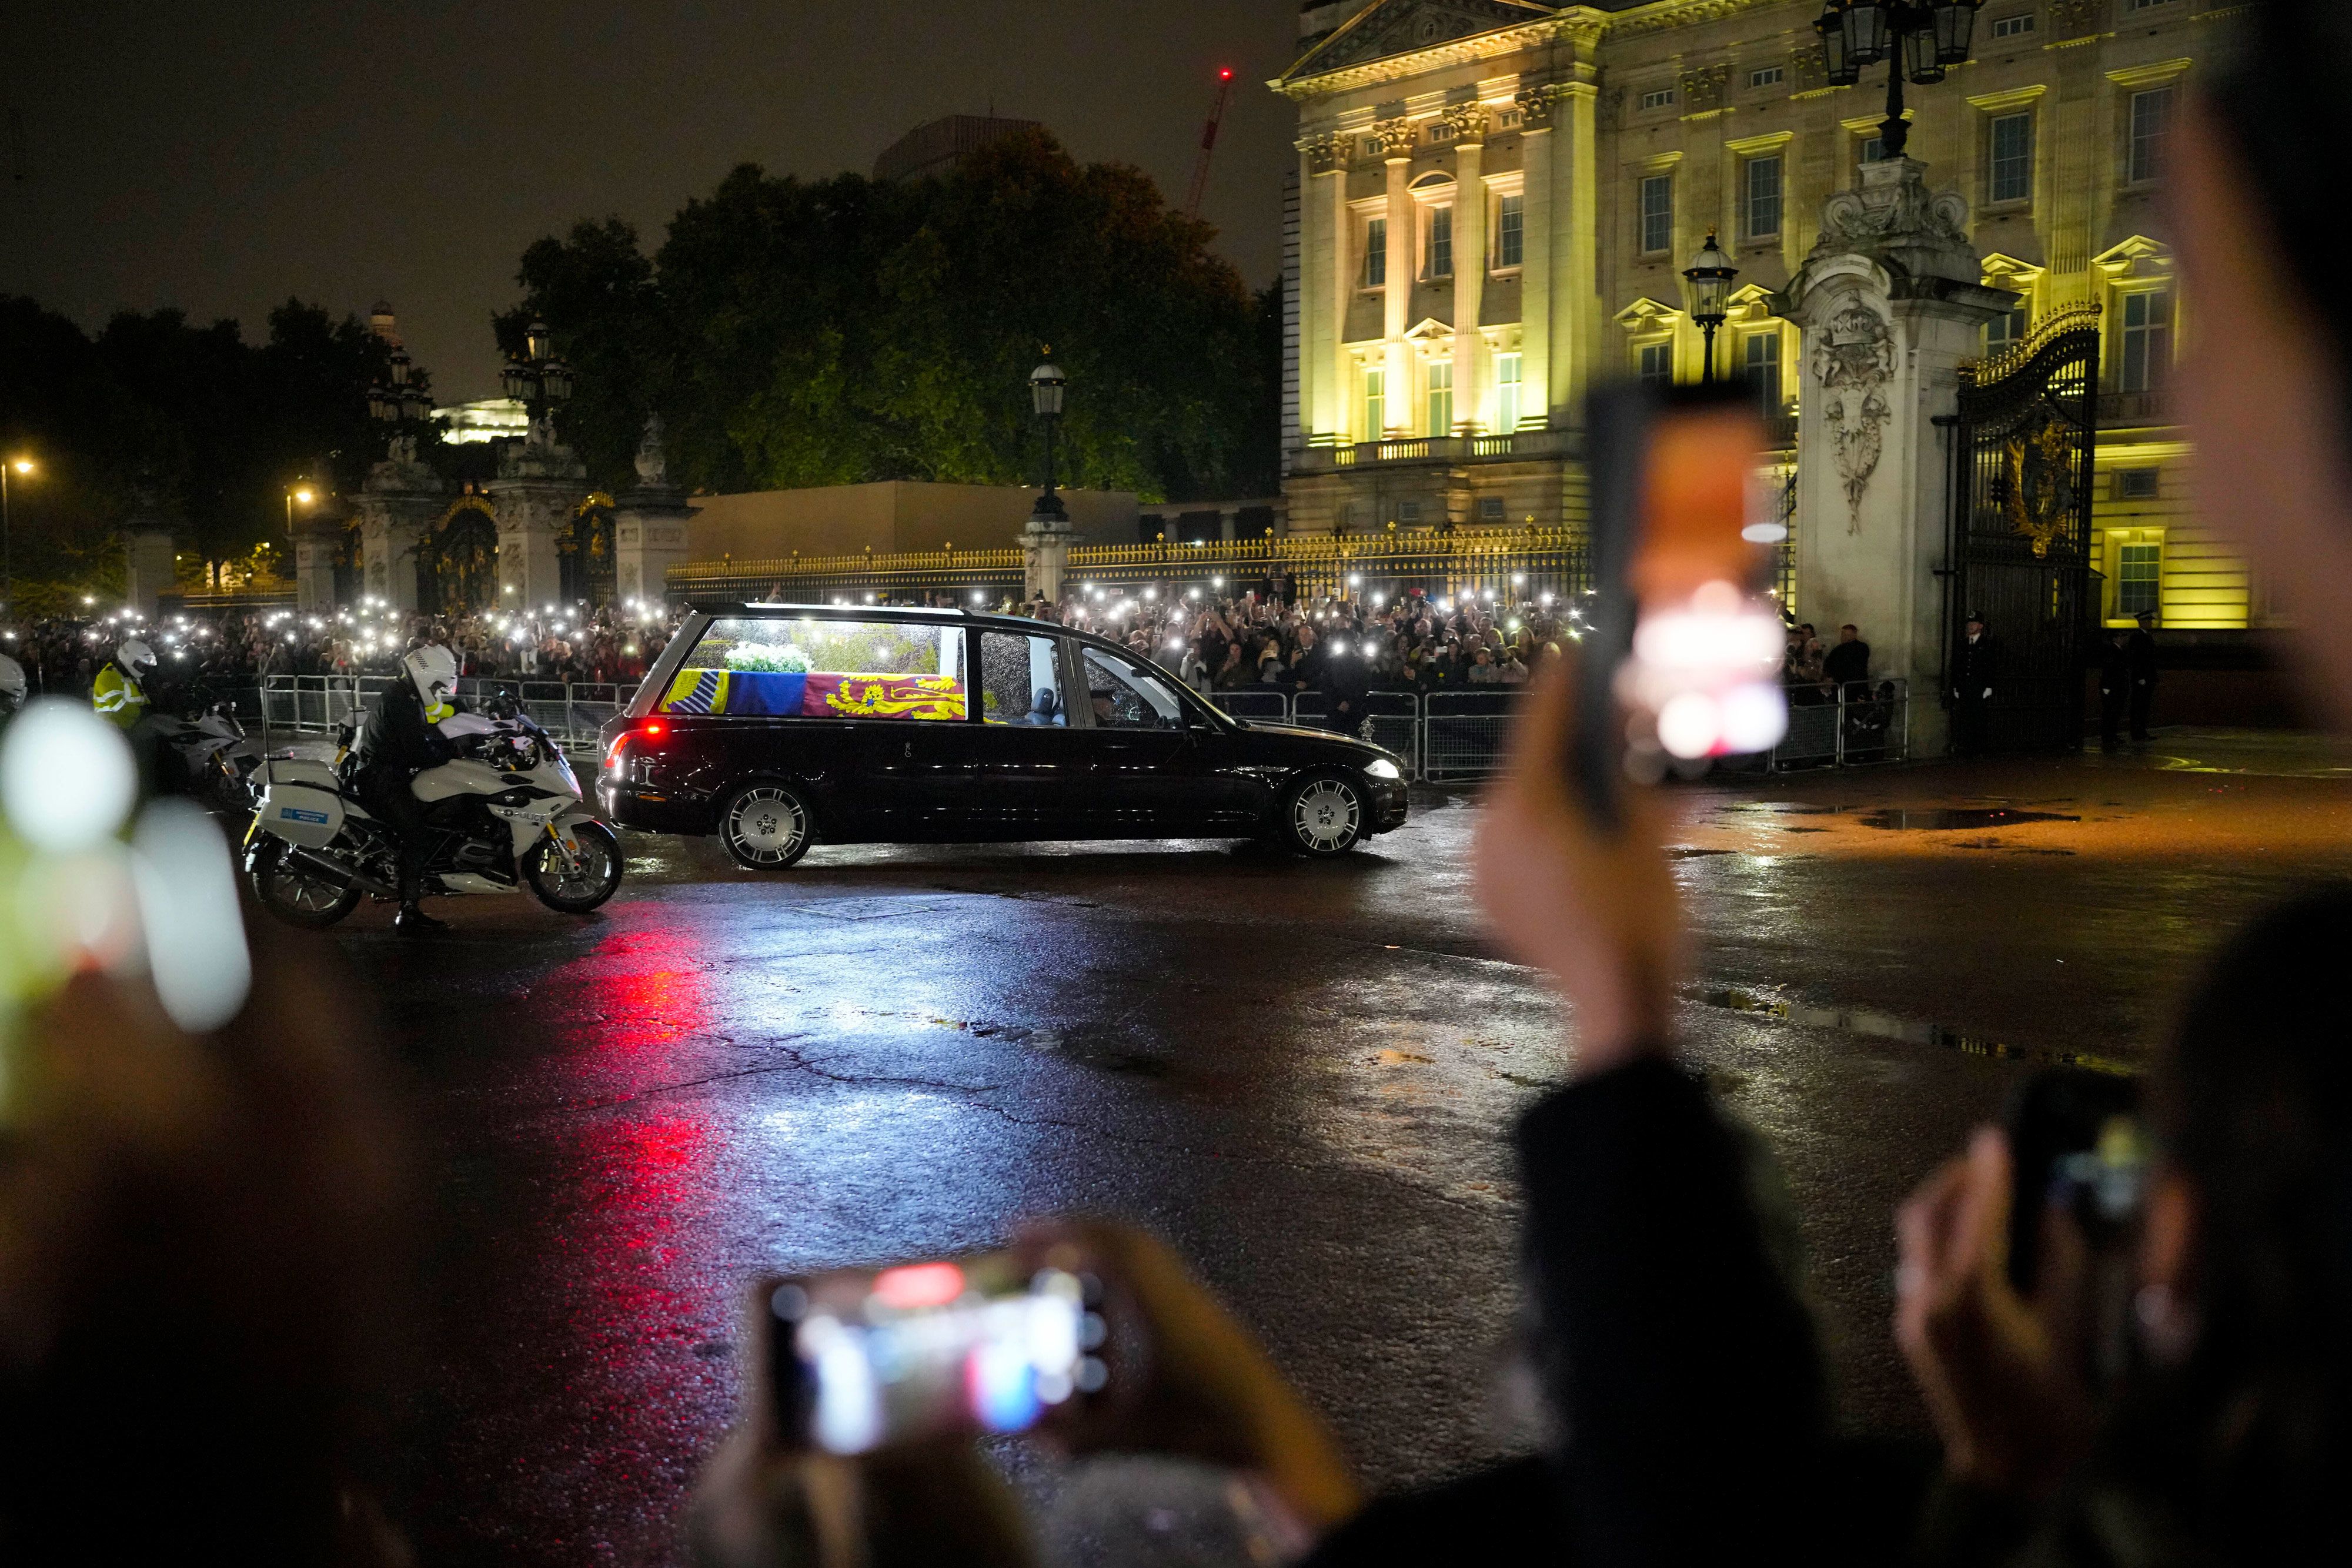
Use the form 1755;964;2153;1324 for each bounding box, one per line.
768;1249;1109;1456
1577;383;1789;815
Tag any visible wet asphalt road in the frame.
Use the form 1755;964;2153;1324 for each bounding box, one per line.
338;728;2352;1564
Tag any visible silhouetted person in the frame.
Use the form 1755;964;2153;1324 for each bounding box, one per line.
2099;628;2132;750
2127;610;2159;741
1822;623;1870;696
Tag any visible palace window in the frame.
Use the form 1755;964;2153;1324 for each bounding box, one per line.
1984;301;2030;355
1363;366;1386;437
1744;330;1782;416
2120;289;2173;393
1365;218;1387;288
2124;0;2177;11
1859;134;1886;168
1479;496;1506;521
1989;112;2034;204
1745;155;1783;241
1399;501;1422;523
2116;542;2162;618
1496;351;1524;432
1638;341;1673;387
1428;205;1453;278
2119;469;2161;500
1639;86;1677;111
1426;360;1454;436
2129;86;2177;184
1495;193;1524;269
1639;175;1673;255
1748;65;1785;89
1990;13;2034;39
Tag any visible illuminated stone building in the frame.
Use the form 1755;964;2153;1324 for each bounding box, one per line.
1275;0;2251;631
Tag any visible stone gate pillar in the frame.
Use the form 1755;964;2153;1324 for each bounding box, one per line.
612;415;693;606
1021;511;1077;604
289;512;343;613
1775;157;2016;757
486;413;589;613
352;447;445;612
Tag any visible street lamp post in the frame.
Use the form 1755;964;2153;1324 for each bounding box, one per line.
1;457;31;618
1816;1;1984;158
369;347;437;463
1028;359;1069;529
501;318;573;442
1682;231;1739;386
284;484;315;540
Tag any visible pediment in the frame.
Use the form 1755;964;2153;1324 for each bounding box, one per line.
1613;295;1685;329
1402;316;1455;341
1979;250;2043;280
2092;235;2173;279
1292;0;1557;80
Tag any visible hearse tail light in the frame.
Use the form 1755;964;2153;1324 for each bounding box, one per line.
604;718;668;773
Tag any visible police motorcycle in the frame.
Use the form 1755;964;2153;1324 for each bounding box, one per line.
244;667;623;928
158;694;264;813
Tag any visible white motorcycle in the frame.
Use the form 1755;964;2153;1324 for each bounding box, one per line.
160;698;264;813
244;710;623;927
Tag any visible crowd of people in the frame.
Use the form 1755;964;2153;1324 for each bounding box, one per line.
1;598;690;701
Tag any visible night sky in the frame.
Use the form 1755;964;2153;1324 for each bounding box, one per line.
1;1;1304;401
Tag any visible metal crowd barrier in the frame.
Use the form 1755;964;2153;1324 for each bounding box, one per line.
239;673;1908;781
255;674;639;753
1766;680;1910;771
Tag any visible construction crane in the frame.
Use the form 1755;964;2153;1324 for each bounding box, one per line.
1184;68;1235;220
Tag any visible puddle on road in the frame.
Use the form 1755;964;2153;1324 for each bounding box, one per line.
1700;987;2133;1075
1856;807;2079;831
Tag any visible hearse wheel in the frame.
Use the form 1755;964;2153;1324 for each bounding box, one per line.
720;781;814;870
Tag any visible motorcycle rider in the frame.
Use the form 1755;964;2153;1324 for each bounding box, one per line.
92;638;172;792
356;643;464;934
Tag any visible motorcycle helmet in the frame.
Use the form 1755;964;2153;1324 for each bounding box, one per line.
116;638;157;678
403;643;460;722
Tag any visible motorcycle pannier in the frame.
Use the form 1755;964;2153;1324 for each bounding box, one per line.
257;758;347;849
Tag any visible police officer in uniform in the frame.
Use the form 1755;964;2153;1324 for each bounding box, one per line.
356;644;462;933
92;637;172;792
1950;610;1996;757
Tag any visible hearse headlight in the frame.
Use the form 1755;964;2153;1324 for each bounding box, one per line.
1363;758;1401;781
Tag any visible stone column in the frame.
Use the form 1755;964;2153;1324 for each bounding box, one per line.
1448;108;1486;433
486;422;590;613
1021;514;1078;603
1551;79;1600;423
612;414;695;606
1379;122;1414;435
1518;90;1555;426
289;513;342;613
1776;157;2017;756
350;450;445;611
123;530;178;618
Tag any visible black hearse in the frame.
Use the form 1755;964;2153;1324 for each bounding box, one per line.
596;604;1409;867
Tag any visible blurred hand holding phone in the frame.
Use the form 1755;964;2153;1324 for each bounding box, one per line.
1579;385;1788;820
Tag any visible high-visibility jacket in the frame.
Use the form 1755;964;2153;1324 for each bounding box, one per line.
92;662;148;729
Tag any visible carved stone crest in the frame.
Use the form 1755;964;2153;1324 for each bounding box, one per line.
1813;300;1894;533
1814;169;1970;260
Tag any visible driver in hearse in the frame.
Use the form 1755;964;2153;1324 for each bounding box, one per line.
355;643;466;934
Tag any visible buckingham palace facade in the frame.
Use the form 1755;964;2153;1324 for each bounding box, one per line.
1275;0;2257;631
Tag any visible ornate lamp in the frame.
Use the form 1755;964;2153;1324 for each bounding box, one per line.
1028;360;1070;527
1815;0;1983;159
1682;231;1739;386
1818;5;1860;88
1841;0;1892;65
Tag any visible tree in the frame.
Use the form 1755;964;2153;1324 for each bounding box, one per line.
509;130;1278;508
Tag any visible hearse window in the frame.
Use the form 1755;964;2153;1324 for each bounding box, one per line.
979;631;1065;726
1080;646;1184;730
656;616;967;720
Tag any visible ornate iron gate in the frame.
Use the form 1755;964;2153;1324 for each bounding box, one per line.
1945;309;2100;753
